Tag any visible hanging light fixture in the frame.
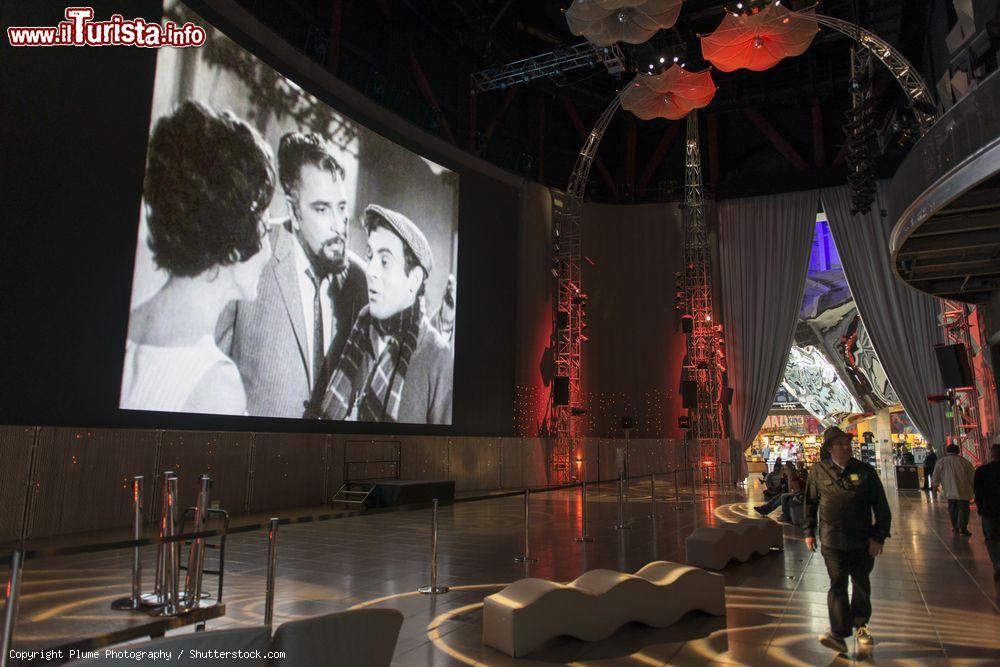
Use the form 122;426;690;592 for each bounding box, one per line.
699;2;817;72
620;65;716;120
565;0;684;47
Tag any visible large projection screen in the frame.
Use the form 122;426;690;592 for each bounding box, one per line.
121;1;459;425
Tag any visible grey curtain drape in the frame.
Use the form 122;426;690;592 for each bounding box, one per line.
719;190;818;478
822;182;948;450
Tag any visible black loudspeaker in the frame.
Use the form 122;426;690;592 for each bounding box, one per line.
721;387;733;405
553;376;570;406
681;315;693;333
934;343;973;388
681;380;698;408
621;415;634;430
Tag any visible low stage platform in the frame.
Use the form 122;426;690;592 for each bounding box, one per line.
336;479;456;508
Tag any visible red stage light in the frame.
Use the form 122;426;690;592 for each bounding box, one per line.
700;4;817;72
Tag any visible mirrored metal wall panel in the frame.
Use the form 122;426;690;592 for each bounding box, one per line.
499;439;525;489
248;433;330;512
158;430;252;516
0;426;36;544
449;438;501;491
27;427;160;539
401;436;450;481
326;438;345;500
343;439;401;481
524;438;556;488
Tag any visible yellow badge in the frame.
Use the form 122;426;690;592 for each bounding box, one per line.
850;474;860;482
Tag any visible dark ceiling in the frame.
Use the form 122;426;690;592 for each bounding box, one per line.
233;0;933;202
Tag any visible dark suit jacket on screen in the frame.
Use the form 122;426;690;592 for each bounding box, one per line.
216;223;367;418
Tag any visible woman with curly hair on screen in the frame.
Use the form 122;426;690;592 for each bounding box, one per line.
121;100;275;415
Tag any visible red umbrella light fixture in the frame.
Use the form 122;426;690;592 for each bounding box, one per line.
621;65;717;120
565;0;684;47
700;2;818;72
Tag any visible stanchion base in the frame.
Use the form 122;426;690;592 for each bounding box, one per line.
613;523;633;530
513;555;537;562
148;604;187;617
418;585;450;595
138;593;167;608
575;536;594;543
177;593;214;611
111;596;149;611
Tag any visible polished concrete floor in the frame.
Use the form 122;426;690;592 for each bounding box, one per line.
7;478;1000;665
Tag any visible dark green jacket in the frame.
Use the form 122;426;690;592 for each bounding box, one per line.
804;458;891;550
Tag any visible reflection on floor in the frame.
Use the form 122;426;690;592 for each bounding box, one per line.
7;478;1000;665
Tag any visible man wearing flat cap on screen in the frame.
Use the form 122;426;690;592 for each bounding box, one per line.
319;204;453;424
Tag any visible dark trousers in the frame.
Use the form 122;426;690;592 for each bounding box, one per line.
983;515;1000;574
821;546;875;638
948;499;971;531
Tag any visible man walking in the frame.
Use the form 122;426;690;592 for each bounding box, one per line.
973;443;1000;581
931;444;976;535
804;426;891;654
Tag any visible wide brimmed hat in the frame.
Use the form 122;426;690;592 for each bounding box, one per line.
822;426;852;447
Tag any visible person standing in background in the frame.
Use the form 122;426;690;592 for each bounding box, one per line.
430;273;456;351
973;443;1000;581
932;444;976;536
923;446;938;491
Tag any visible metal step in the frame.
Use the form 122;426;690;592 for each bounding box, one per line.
332;482;375;508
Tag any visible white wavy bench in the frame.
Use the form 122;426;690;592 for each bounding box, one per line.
481;561;725;657
685;517;783;570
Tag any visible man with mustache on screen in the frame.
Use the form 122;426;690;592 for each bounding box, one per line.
218;132;367;418
319;205;453;424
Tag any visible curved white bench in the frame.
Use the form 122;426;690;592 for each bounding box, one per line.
685;517;783;570
481;561;725;657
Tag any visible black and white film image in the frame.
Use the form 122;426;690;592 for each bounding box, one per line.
121;2;458;424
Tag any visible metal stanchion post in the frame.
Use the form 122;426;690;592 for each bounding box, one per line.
514;489;537;561
112;475;146;611
575;482;593;543
419;499;449;594
614;477;631;530
647;473;659;519
264;518;278;630
151;476;181;617
672;468;684;510
692;463;699;503
142;471;175;607
0;550;24;667
182;475;212;609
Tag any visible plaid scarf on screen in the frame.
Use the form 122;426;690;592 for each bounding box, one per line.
322;300;422;423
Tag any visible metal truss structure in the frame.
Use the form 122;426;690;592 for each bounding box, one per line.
940;301;995;465
470;42;626;93
794;11;938;135
845;44;878;214
681;112;724;481
550;93;622;483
